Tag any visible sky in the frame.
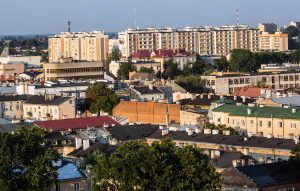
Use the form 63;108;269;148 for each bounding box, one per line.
0;0;300;35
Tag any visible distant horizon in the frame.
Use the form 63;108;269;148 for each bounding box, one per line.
0;0;299;36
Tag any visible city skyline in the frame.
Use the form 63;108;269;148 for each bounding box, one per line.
1;0;300;35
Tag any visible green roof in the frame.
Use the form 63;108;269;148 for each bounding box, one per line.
212;104;300;120
213;98;236;104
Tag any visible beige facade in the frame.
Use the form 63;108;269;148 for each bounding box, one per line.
0;63;25;75
211;104;300;140
201;71;300;95
48;31;109;63
51;179;87;191
119;25;260;58
180;110;206;125
23;95;75;121
43;60;104;81
259;32;288;51
0;96;28;120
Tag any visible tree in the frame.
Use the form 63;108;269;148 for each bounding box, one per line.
292;49;300;63
0;126;59;191
215;56;229;71
139;67;154;73
162;59;182;79
284;26;299;50
86;83;120;115
90;139;222;191
289;142;300;176
229;49;257;72
176;75;209;93
117;62;136;80
110;48;122;62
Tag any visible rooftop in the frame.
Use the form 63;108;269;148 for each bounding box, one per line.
213;103;300;120
67;142;117;157
34;116;119;132
133;86;163;95
236;162;300;186
148;129;295;150
0;94;31;101
57;161;86;181
24;95;71;105
106;124;158;141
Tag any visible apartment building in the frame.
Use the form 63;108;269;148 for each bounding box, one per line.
201;71;300;94
259;32;288;51
48;31;109;63
119;25;260;58
0;95;30;120
258;23;278;33
43;59;104;81
211;102;300;140
23;94;75;121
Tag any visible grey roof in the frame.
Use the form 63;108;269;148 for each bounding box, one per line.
35;82;90;89
106;124;158;141
67;143;117;157
133;86;163;94
215;151;245;168
0;123;32;133
0;95;31;102
221;168;257;188
148;130;295;150
272;96;300;107
236;162;300;186
24;95;71;105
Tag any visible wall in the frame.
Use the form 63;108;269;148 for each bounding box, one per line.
51;179;87;191
113;101;180;125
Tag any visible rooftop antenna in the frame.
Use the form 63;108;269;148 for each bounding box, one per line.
68;21;71;33
236;8;239;26
134;8;137;28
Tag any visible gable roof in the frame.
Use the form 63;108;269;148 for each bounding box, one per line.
24;95;71;105
133;86;163;94
232;86;262;98
236;162;300;186
57;161;86;181
106;124;158;141
222;167;257;188
67;142;117;157
34;116;119;132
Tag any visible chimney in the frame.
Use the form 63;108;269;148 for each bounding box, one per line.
187;129;194;136
292;108;297;114
162;129;169;136
242;96;246;102
45;94;55;102
83;139;90;150
208;94;212;99
149;83;154;90
234;96;237;101
75;137;82;149
247;108;252;115
200;94;204;99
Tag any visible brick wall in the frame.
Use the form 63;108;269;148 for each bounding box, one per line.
113;101;180;125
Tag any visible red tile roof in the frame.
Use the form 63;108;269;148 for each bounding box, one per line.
34;116;119;132
232;86;261;98
132;50;151;58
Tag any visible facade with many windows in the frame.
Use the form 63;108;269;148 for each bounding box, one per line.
201;71;300;95
119;25;260;58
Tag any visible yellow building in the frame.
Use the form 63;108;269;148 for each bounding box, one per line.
48;31;109;63
43;59;104;81
211;102;300;140
259;32;288;51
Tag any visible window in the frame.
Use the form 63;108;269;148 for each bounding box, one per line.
74;182;80;190
259;121;263;127
278;122;283;128
56;184;61;191
268;121;271;128
291;123;296;129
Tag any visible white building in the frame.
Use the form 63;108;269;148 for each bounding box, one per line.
108;39;119;54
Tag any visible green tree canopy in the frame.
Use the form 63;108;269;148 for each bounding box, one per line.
215;56;229;71
289;142;300;176
284;26;299;38
176;75;210;93
110;48;122;62
139;67;154;73
0;126;59;191
90;139;222;191
117;62;136;80
162;59;182;79
229;49;257;72
86;83;120;115
292;49;300;63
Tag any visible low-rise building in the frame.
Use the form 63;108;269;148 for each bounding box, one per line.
130;84;164;101
201;71;300;95
211;102;300;140
0;95;30;120
0;62;25;75
113;101;180;125
23;95;75;121
51;161;87;191
43;59;104;81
